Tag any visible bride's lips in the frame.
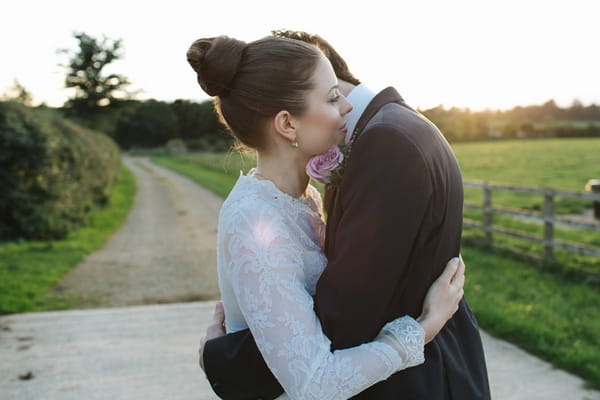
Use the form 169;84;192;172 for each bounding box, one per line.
338;123;348;135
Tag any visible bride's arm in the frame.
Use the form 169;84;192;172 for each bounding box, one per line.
223;207;460;400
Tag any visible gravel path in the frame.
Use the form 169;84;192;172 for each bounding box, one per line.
53;156;223;307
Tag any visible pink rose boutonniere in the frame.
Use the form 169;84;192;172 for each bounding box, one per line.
305;144;348;186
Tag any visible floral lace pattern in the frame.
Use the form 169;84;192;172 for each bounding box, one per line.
216;172;425;400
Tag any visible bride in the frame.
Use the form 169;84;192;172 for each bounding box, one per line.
187;35;465;399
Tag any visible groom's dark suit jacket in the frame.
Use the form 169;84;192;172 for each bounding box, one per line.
203;87;491;399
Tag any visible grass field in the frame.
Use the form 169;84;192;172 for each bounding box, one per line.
454;138;600;274
0;165;137;314
152;138;600;388
454;138;600;213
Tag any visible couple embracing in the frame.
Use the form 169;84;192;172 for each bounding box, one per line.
187;30;491;399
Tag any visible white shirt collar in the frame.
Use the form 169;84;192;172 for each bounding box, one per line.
344;84;377;144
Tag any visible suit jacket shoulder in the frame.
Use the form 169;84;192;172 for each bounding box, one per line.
358;101;456;174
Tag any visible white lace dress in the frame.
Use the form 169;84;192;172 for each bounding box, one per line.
216;171;425;400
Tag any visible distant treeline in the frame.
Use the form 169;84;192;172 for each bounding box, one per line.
74;97;600;151
67;98;232;152
420;100;600;141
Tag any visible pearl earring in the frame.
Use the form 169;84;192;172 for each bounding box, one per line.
290;141;299;148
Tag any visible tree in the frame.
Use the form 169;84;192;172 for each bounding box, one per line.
59;32;131;113
1;78;33;106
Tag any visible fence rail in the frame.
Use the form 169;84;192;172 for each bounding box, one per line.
462;181;600;259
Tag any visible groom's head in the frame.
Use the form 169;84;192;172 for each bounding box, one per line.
271;30;360;94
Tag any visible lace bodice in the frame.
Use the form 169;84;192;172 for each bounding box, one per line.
216;171;425;400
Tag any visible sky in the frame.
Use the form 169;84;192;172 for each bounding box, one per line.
1;0;599;111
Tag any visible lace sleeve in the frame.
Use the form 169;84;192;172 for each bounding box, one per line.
222;205;425;400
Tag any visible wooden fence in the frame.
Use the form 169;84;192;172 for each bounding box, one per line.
462;181;600;260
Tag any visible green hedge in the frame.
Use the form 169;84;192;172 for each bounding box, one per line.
0;165;136;314
0;102;121;240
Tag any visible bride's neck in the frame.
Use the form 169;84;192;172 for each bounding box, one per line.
255;150;310;198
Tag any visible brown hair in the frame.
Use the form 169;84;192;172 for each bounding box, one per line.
186;36;322;149
271;30;361;86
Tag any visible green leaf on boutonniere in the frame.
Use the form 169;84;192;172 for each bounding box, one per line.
326;143;351;190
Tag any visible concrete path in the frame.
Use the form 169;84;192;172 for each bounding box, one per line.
1;301;599;400
0;302;214;400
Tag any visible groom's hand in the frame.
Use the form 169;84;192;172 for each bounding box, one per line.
199;301;226;372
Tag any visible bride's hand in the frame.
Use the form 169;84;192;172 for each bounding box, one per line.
417;256;465;344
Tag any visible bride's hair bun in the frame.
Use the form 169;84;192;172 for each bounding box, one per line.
185;34;321;150
186;36;246;97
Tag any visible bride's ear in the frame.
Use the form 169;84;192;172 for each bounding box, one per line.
272;110;298;143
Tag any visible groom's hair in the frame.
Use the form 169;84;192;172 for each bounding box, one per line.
271;30;361;86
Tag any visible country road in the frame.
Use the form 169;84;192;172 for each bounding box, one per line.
53;156;224;308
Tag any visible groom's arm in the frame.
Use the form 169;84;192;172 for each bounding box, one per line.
203;329;284;400
315;125;434;349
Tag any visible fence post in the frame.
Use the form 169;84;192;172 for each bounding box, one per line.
483;181;493;244
543;190;554;261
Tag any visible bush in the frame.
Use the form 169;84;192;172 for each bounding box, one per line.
113;100;179;149
165;138;187;156
0;102;121;240
186;136;231;152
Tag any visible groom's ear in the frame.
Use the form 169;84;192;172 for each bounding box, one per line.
272;110;298;142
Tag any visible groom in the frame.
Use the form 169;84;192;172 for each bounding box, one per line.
200;31;491;399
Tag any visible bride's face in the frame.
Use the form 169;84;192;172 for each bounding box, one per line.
295;55;353;156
